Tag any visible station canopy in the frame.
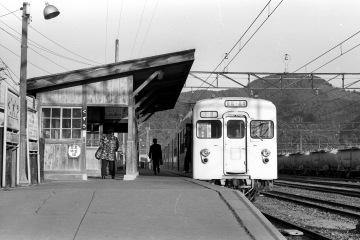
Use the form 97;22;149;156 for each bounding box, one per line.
27;49;195;121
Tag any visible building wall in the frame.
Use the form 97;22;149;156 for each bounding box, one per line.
38;77;130;180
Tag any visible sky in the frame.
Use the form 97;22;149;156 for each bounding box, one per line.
1;0;360;91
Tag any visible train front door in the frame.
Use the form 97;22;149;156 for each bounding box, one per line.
223;114;247;174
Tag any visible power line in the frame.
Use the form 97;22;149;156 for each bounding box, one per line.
130;0;148;59
0;26;70;71
116;0;124;39
0;57;19;81
138;0;158;58
0;2;103;66
0;8;20;18
104;0;109;64
0;42;51;74
0;23;97;67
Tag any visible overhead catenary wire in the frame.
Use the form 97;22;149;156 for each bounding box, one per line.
278;79;360;120
223;0;285;70
267;42;360;99
256;29;360;98
190;0;285;104
188;0;272;104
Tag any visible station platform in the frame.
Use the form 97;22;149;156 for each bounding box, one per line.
0;168;285;240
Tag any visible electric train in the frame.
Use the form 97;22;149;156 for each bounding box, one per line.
162;97;277;201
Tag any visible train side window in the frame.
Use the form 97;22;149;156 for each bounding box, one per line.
227;120;245;139
180;130;184;154
197;120;222;138
250;120;274;139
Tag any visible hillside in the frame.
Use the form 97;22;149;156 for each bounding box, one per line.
142;74;360;152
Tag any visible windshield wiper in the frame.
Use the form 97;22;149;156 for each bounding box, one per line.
252;122;265;141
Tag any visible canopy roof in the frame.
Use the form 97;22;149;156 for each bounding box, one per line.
27;49;195;121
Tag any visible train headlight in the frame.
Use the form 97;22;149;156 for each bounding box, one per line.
263;158;270;164
261;149;271;157
200;149;210;157
200;149;210;164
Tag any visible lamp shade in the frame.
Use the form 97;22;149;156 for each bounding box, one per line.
44;3;60;20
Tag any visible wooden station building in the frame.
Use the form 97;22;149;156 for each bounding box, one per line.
24;49;195;181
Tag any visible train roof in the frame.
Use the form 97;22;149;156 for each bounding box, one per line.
195;97;275;107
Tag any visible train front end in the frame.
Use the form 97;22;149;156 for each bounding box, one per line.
192;97;277;200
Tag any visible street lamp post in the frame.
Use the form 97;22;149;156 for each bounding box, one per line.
19;2;59;185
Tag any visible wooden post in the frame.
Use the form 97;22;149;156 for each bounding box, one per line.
124;75;138;180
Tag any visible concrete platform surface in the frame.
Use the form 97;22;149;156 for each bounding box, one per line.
0;169;285;240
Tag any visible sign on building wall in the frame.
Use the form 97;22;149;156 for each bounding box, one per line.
81;107;87;130
6;90;20;131
27;111;38;140
68;144;81;158
105;107;128;119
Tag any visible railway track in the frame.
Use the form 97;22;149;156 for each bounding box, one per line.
261;191;360;219
274;180;360;198
278;177;360;189
262;212;333;240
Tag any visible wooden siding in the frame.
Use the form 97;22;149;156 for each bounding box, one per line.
86;77;129;105
85;148;101;176
44;144;81;171
39;78;129;106
40;85;83;105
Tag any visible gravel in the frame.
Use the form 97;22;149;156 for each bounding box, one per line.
254;185;360;240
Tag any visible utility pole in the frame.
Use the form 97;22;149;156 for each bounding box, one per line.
19;2;30;185
115;39;126;166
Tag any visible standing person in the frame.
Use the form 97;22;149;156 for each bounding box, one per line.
184;124;192;173
99;126;119;179
148;138;162;175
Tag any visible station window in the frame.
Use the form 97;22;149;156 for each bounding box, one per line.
250;120;274;139
86;124;100;147
42;107;82;139
196;120;222;139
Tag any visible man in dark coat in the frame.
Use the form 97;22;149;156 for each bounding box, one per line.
149;138;162;175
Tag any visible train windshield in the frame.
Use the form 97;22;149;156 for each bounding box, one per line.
227;120;245;139
197;120;222;138
250;120;274;139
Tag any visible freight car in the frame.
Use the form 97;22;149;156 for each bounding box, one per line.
278;147;360;178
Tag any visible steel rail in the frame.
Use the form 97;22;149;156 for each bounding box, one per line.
262;191;360;219
274;181;360;198
269;190;360;212
262;212;334;240
278;177;360;189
